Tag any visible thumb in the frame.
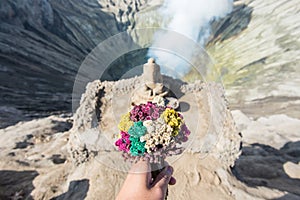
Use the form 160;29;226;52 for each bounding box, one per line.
152;166;173;191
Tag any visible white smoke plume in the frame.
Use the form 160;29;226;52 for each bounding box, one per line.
147;0;233;77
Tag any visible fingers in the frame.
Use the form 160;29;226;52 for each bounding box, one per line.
151;166;173;191
161;161;176;185
169;176;176;185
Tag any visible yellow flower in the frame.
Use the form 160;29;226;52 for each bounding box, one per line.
118;112;134;132
171;118;178;126
162;108;182;136
173;130;179;136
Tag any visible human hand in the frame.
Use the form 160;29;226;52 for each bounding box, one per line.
116;160;176;200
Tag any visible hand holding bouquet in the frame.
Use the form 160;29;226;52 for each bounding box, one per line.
115;96;191;199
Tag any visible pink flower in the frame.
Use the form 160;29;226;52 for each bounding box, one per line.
138;111;143;117
130;102;165;122
145;116;152;120
115;131;131;152
142;107;150;114
151;112;159;119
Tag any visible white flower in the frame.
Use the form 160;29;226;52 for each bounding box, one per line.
140;134;150;142
153;96;165;107
143;120;152;127
157;117;165;124
140;136;146;142
166;97;179;109
143;120;155;134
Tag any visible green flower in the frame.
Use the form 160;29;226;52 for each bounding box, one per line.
128;121;147;138
130;137;146;156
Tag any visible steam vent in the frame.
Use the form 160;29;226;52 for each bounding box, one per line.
67;58;241;199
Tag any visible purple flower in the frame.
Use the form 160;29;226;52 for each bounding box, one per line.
182;136;188;142
181;124;191;136
178;113;183;119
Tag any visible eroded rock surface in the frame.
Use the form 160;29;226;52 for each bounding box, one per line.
0;115;73;199
0;0;120;121
207;0;300;119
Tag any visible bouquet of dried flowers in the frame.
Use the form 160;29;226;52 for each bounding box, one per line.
115;96;190;199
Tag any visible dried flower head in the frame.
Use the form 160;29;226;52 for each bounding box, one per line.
162;108;183;136
118;112;134;132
